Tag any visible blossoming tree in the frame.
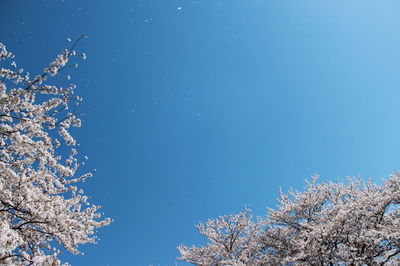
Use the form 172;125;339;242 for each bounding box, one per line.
179;174;400;265
0;36;110;265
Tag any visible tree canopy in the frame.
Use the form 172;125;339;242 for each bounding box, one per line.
179;175;400;265
0;38;110;265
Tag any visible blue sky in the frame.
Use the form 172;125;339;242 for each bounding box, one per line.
2;0;400;265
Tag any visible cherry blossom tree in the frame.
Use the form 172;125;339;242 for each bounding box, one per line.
178;209;268;265
0;36;110;265
179;174;400;265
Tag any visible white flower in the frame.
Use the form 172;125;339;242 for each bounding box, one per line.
0;42;109;265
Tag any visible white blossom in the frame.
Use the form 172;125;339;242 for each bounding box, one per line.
0;41;110;265
179;174;400;265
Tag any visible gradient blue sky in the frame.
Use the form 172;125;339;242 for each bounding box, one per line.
2;0;400;265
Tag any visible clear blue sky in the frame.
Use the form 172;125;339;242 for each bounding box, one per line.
2;0;400;265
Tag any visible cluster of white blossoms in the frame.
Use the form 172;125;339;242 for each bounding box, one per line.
179;174;400;265
0;39;110;265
